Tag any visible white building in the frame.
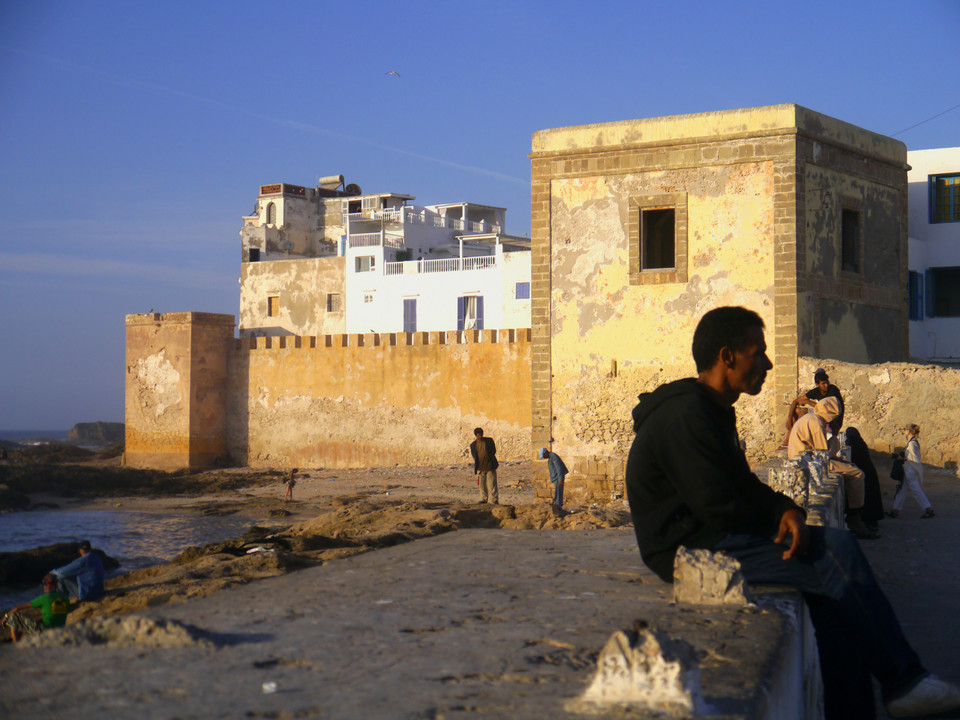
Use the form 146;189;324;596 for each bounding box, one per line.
907;148;960;360
238;179;531;337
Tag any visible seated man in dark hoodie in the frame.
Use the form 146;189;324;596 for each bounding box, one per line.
625;306;960;720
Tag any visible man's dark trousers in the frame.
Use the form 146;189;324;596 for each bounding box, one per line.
714;527;925;720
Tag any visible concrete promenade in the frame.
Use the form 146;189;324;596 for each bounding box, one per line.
1;529;797;719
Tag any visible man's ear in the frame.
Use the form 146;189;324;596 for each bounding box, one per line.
719;346;736;369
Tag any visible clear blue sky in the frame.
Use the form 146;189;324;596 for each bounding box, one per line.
1;0;958;430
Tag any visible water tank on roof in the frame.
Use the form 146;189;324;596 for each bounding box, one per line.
318;175;344;190
344;183;362;196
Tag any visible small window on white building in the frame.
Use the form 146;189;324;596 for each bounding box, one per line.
515;282;530;299
355;255;376;272
326;293;342;312
363;293;374;304
457;296;484;330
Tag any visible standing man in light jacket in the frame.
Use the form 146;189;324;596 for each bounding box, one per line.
470;427;499;504
51;540;104;601
539;447;569;507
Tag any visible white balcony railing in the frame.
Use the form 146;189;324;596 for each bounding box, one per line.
345;208;503;234
382;256;497;276
349;233;404;249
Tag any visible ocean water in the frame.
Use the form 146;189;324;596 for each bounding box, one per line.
0;509;250;608
0;429;70;444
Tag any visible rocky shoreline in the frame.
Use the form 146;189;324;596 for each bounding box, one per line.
0;448;631;645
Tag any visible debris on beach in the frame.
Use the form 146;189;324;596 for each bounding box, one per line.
20;615;215;649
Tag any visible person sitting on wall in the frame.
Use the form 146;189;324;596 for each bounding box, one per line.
780;368;844;448
538;447;569;508
787;396;876;539
1;574;70;643
50;540;104;602
470;428;499;505
625;306;960;719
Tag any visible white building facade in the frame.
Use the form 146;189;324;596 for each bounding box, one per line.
907;148;960;360
238;180;530;337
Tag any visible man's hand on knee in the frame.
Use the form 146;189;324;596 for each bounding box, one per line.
775;508;809;560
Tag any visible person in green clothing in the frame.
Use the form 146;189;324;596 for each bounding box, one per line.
2;574;70;643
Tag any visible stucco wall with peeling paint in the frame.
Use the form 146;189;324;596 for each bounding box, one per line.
239;257;346;337
548;164;777;490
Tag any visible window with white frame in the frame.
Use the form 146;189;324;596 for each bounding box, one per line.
457;295;484;330
355;255;375;272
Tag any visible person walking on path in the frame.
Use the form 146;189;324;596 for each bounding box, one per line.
787;397;876;539
50;540;104;601
1;574;69;643
889;424;935;519
845;427;883;534
539;448;568;508
470;428;499;504
625;306;960;719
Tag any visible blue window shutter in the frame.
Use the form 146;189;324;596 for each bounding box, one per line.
476;296;484;330
926;269;937;318
457;296;465;331
403;299;417;332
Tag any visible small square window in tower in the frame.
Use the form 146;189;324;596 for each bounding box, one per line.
326;293;342;312
841;208;860;273
641;208;675;270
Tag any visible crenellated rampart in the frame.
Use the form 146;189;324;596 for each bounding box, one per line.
229;329;532;469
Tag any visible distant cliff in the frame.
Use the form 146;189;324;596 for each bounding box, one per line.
68;422;124;447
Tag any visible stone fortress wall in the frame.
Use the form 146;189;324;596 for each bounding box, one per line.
799;356;960;468
125;312;532;471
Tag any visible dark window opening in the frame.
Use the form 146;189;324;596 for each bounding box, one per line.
248;248;260;262
927;267;960;318
641;208;675;270
326;293;342;313
841;208;860;273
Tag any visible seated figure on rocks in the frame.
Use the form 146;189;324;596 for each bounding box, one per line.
787;396;877;539
624;306;960;720
51;540;104;602
2;573;70;642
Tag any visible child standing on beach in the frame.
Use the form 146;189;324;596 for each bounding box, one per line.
284;468;298;502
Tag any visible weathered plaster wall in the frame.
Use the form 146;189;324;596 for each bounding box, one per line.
800;356;960;469
530;104;908;503
228;330;532;469
547;164;777;504
799;154;907;363
239;257;345;337
125;313;234;469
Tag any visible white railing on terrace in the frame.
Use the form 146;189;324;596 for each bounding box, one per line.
347;208;503;234
349;233;404;249
382;256;497;276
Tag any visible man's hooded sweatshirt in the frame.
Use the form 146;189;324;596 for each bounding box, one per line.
625;378;800;582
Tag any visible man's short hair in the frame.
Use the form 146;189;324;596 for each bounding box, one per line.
473;427;483;436
814;370;829;383
691;307;765;372
78;540;92;552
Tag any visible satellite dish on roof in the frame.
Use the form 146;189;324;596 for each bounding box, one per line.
344;183;362;196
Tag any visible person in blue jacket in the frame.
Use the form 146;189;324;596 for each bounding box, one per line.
539;447;569;507
51;540;104;601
